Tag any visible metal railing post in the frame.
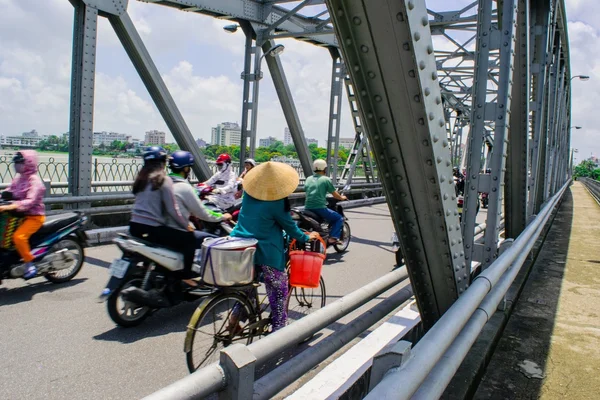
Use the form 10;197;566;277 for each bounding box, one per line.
368;341;412;392
219;344;256;400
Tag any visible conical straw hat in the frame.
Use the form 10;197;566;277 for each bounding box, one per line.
243;161;300;201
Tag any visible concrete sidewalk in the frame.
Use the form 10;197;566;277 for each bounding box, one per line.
474;182;600;399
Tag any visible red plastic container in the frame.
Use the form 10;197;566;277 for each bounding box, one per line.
289;237;327;288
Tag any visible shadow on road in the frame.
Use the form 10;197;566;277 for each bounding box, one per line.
0;278;88;307
93;301;199;344
85;256;112;269
351;236;395;254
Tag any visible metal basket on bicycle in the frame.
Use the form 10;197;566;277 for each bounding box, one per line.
288;236;326;289
194;236;258;286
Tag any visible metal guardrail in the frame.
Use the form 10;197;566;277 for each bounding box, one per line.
144;268;411;400
580;177;600;206
365;180;570;399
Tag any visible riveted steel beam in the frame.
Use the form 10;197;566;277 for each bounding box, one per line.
505;0;530;239
325;0;467;329
326;48;344;184
68;0;97;198
261;39;313;177
108;12;212;180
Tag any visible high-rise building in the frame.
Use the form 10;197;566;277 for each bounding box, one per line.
93;131;131;147
145;130;166;146
338;137;356;150
259;136;278;148
211;122;241;146
196;138;208;148
283;127;292;146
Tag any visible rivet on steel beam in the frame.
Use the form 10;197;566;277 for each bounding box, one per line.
430;178;436;184
368;71;376;79
435;97;441;104
375;95;382;102
367;113;374;119
418;118;425;125
431;72;437;80
396;175;403;181
440;175;446;183
446;160;451;167
422;140;429;146
397;12;405;22
361;90;367;96
427;160;433;166
443;193;448;200
419;61;426;70
424;88;431;96
403;42;410;51
381;117;388;124
345;38;352;45
337;8;344;16
386;138;393;144
354;65;360;72
429;112;435;121
439;119;445;127
353;17;362;25
422;17;429;27
361;45;369;53
442;140;448;147
427;45;433;54
391;157;398;163
414;94;421;102
436;156;442;163
408;1;415;10
408;70;416;78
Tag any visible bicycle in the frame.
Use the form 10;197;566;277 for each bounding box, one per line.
184;238;327;373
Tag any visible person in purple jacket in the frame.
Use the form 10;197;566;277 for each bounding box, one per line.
0;150;46;279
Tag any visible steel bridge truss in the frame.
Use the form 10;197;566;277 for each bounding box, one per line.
64;0;572;330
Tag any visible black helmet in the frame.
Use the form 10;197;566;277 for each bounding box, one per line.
12;152;25;164
169;150;194;169
143;146;167;162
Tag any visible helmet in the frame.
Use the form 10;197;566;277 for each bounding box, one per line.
244;158;256;167
169;150;194;169
143;146;167;162
216;153;232;165
313;159;327;172
12;152;25;164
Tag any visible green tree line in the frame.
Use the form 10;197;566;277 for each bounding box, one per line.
573;159;600;180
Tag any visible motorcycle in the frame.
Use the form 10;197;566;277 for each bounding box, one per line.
457;193;480;223
99;233;223;327
193;182;241;236
0;200;87;285
290;197;351;253
481;192;489;209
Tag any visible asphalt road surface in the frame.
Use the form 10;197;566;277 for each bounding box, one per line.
0;204;487;399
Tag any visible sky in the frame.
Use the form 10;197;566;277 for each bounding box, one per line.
0;0;598;163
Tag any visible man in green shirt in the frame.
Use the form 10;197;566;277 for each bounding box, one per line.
304;159;347;245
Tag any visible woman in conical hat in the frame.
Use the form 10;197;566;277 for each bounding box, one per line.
230;162;319;331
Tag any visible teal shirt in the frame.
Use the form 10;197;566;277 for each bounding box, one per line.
230;194;309;271
304;174;336;209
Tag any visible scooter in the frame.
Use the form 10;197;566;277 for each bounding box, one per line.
290;198;351;253
0;200;87;285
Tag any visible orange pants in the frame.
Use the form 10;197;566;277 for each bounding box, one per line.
14;215;45;263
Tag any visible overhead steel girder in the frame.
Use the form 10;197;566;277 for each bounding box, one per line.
107;12;212;180
137;0;337;47
68;0;98;198
505;0;530;239
325;0;468;329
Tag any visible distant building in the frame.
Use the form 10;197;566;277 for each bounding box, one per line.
271;155;301;168
306;138;318;147
283;127;292;146
338;137;356;150
93;131;131;147
211;122;241;146
145;130;166;146
196;138;208;148
259;136;278;148
0;130;47;147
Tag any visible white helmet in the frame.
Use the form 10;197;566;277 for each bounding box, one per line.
313;159;327;172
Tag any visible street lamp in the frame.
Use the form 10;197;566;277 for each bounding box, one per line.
571;75;590;81
223;24;239;33
570;126;582;130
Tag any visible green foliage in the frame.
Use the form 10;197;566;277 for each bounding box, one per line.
573;160;600;181
200;142;348;164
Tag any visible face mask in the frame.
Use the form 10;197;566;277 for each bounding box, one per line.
218;164;228;173
14;163;25;174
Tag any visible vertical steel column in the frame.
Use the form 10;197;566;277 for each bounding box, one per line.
480;0;518;267
544;52;563;199
528;0;551;216
326;0;467;329
108;13;212;180
68;0;97;198
462;0;494;264
326;49;344;184
238;22;258;170
261;39;313;177
505;0;530;238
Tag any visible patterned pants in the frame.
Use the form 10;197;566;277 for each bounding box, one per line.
233;265;289;332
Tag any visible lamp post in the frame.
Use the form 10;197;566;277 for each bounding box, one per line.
571;75;590;81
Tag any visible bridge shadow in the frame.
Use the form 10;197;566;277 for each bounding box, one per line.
92;301;199;344
0;278;87;307
473;189;574;399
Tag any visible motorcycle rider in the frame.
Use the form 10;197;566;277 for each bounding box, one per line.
0;151;46;279
130;147;201;286
304;159;347;246
204;153;237;210
235;158;256;199
166;150;232;286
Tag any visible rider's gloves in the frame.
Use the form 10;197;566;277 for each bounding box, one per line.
212;188;222;194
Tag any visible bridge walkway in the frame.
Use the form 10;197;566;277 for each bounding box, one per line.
473;182;600;399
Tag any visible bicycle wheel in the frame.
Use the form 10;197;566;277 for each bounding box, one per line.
286;276;327;324
185;292;257;373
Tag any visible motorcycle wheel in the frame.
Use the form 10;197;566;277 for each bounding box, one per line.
107;276;152;327
333;222;351;253
44;238;85;284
